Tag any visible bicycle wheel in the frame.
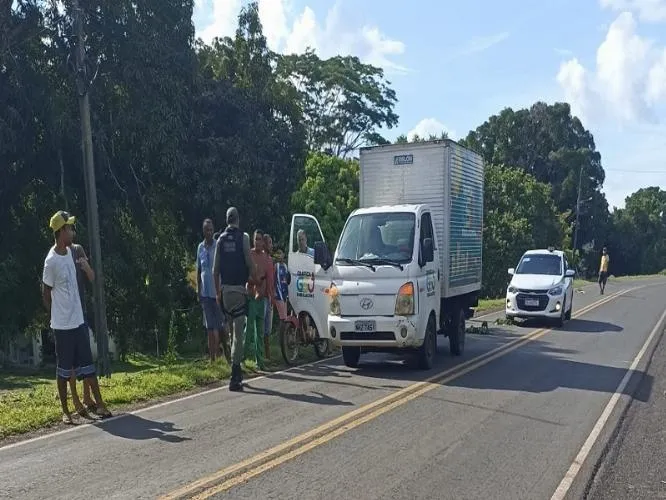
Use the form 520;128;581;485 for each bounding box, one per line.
279;320;299;365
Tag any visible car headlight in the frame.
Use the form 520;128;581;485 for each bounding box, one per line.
395;282;415;316
327;284;341;315
548;286;563;296
507;285;518;294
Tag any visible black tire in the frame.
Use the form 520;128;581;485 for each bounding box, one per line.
449;308;466;356
279;321;299;366
565;297;573;320
418;317;437;370
342;346;361;368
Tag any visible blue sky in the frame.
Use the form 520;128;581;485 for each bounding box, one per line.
194;0;666;210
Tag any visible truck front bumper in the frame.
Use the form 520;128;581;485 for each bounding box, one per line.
328;315;422;348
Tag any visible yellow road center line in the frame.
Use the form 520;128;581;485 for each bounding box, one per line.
161;287;637;500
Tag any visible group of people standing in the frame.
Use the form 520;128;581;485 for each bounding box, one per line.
197;207;289;391
41;205;294;424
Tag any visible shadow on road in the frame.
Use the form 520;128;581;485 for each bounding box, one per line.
242;383;355;407
95;414;191;443
355;337;654;403
563;319;623;333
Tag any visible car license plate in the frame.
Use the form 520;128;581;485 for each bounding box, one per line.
354;320;376;332
525;298;539;307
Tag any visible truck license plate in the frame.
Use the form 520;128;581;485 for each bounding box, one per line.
525;298;539;307
354;320;376;332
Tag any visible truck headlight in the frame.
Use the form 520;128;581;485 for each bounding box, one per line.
395;282;415;316
548;285;563;296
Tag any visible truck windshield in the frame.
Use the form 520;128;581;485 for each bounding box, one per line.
516;254;562;276
336;212;415;265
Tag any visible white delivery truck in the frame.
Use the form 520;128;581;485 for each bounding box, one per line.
286;139;484;369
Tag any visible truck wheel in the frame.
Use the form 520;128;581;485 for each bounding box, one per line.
342;346;361;368
417;317;437;370
449;308;466;356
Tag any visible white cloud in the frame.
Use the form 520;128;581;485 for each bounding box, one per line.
196;0;242;45
407;118;456;141
600;0;666;22
557;58;592;122
646;48;666;104
194;0;407;74
556;11;666;124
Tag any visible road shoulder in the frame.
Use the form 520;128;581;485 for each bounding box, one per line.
585;318;666;499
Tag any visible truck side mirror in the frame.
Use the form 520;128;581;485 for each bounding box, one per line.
422;238;434;264
314;241;332;270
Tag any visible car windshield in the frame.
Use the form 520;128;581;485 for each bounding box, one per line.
516;254;562;276
336;212;415;265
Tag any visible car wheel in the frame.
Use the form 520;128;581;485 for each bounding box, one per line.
565;297;573;320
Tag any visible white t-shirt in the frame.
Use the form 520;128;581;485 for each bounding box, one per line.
42;247;85;330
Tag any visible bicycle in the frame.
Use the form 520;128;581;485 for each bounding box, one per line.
278;297;329;365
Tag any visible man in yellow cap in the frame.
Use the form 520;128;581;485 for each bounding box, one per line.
42;210;111;423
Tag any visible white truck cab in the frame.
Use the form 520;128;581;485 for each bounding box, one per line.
322;203;441;368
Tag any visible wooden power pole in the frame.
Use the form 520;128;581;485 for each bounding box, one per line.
71;0;111;377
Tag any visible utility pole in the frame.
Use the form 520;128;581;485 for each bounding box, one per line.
71;0;111;377
572;163;584;259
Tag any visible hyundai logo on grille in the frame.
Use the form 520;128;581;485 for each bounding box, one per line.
360;298;374;310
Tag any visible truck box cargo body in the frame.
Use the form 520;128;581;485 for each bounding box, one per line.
358;139;484;298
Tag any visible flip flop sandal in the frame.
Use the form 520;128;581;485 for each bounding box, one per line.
84;403;98;413
62;414;77;425
96;407;113;419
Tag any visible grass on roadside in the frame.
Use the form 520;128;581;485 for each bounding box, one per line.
0;333;328;440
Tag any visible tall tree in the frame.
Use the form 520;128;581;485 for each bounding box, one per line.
277;49;398;157
608;187;666;276
191;1;306;240
291;152;359;249
461;101;610;266
482;164;564;297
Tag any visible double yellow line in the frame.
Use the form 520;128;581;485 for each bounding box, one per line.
160;287;637;500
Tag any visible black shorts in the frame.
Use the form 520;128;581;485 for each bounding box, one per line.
53;324;96;380
598;271;608;285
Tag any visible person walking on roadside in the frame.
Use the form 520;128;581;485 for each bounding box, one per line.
197;218;229;363
599;246;610;295
213;207;254;391
262;233;275;360
244;229;270;371
42;210;111;424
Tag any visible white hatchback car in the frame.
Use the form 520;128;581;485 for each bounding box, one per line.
505;248;575;326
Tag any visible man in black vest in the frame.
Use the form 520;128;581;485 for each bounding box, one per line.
213;207;255;391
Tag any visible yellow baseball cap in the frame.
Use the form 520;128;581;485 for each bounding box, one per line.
49;210;76;232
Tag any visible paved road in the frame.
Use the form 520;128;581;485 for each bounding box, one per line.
1;278;665;500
